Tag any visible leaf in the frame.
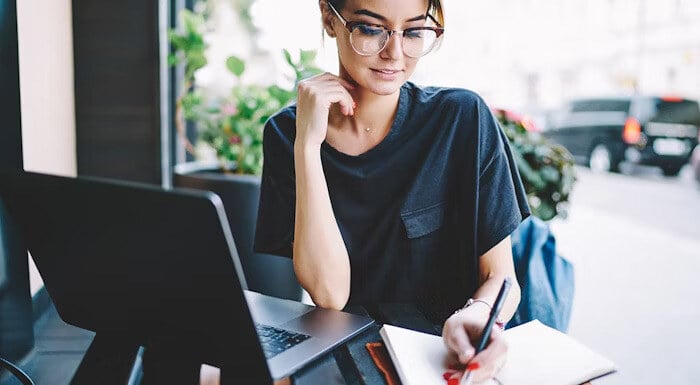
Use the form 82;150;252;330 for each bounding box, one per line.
226;56;246;77
297;68;323;82
534;202;556;221
182;9;204;34
167;53;180;67
299;49;317;64
187;32;206;50
185;52;207;80
282;49;294;67
168;31;184;48
540;166;560;183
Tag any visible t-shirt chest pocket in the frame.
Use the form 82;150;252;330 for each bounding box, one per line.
400;202;446;259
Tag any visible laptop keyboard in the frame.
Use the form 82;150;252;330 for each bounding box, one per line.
255;323;311;359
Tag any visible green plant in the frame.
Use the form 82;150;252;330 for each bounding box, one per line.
168;7;322;175
494;109;577;221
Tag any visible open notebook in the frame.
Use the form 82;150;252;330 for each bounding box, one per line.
379;320;616;385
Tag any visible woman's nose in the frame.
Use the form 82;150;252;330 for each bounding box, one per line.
379;31;403;60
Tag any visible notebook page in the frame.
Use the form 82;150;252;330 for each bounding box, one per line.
495;320;616;385
380;320;615;385
379;324;498;385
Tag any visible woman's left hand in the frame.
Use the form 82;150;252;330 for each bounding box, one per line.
442;306;508;383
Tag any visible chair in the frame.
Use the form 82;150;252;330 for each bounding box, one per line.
0;356;34;385
173;164;304;301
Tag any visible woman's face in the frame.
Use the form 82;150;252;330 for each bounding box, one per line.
326;0;431;96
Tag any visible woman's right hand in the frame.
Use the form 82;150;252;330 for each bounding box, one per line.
442;306;508;383
295;72;355;148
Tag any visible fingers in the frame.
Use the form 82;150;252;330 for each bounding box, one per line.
443;317;476;364
443;315;509;384
331;74;356;92
199;364;220;385
310;71;355;91
323;89;355;116
467;328;509;383
297;72;356;116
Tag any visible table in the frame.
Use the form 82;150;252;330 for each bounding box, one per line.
291;303;439;385
68;303;436;385
69;304;595;385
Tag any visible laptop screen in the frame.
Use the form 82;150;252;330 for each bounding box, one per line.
0;171;270;373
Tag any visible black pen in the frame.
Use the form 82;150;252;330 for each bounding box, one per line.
459;277;512;385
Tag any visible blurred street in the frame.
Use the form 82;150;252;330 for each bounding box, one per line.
549;165;700;385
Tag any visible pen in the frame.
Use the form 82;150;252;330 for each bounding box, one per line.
459;277;512;385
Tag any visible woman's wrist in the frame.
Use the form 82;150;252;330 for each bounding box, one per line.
294;139;322;156
453;298;506;330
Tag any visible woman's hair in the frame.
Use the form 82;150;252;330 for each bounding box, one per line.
326;0;445;27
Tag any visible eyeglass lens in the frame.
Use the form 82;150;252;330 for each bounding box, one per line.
349;25;438;58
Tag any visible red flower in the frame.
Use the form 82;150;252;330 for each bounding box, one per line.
222;103;238;116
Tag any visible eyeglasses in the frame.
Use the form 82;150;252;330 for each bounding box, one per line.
327;1;444;58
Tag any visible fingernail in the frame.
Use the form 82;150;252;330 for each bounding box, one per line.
352;101;357;108
467;362;480;371
447;378;459;385
461;348;474;359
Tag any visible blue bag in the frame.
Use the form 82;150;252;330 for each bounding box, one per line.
507;216;574;332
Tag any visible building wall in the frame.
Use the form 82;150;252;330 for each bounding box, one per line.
415;0;700;111
485;0;700;110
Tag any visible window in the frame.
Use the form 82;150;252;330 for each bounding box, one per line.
570;99;631;113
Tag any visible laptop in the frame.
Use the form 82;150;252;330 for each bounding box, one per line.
0;170;374;382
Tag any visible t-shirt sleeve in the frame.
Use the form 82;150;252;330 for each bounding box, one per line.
475;98;531;256
253;113;296;258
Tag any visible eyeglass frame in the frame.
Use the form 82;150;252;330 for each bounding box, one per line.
326;1;445;58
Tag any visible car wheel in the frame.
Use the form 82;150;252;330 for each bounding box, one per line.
661;164;683;177
589;144;617;173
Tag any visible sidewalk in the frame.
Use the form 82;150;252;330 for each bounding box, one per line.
549;206;700;385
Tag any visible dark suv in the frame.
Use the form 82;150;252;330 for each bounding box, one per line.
543;96;700;175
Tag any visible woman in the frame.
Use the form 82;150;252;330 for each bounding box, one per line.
254;0;530;382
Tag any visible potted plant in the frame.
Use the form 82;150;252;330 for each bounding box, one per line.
493;108;576;221
168;8;322;300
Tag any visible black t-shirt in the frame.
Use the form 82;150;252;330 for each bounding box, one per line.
254;81;530;324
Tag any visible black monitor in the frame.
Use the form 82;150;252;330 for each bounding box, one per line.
0;171;265;368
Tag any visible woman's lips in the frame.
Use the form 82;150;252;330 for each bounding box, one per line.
371;68;402;80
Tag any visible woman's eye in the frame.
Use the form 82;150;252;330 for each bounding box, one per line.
356;24;383;36
405;29;424;39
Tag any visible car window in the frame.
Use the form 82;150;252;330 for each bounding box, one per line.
630;98;656;122
652;100;700;125
570;100;630;113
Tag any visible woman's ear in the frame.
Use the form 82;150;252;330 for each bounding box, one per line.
319;1;337;38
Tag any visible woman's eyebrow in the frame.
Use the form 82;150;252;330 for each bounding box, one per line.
353;9;426;23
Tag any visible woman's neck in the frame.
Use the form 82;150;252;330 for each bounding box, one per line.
328;78;401;137
352;89;400;134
